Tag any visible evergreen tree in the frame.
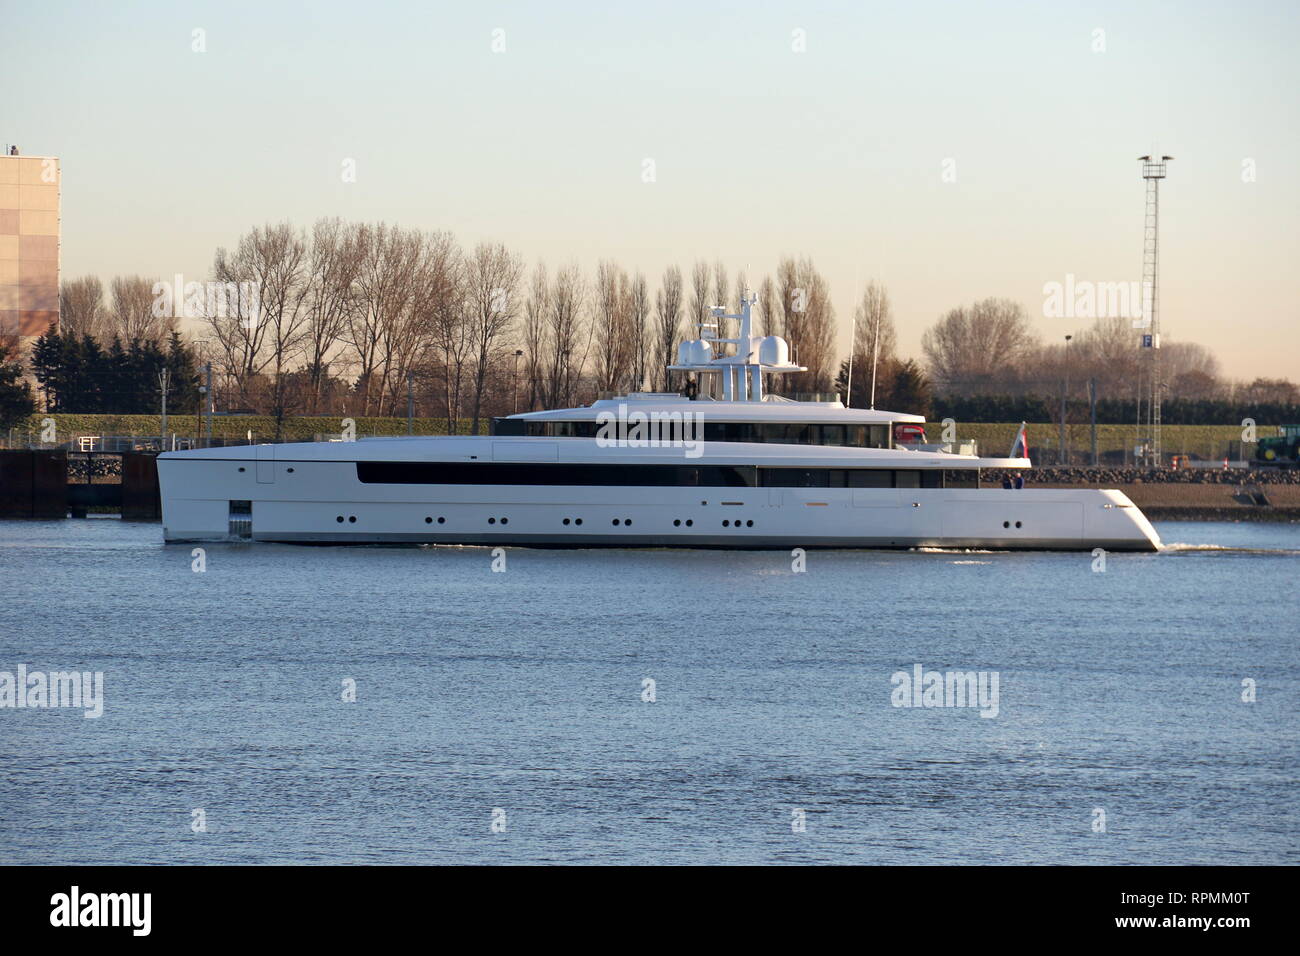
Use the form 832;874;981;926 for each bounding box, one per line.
125;338;160;413
165;331;200;414
0;362;36;431
104;337;129;413
77;334;107;412
883;359;933;419
30;328;67;410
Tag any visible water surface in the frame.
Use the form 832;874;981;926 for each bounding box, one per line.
1;518;1296;864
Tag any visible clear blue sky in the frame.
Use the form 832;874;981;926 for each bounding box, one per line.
4;0;1297;378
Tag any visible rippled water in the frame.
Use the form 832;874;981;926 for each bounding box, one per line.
1;518;1296;864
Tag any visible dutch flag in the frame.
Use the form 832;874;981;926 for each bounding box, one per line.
1009;422;1029;460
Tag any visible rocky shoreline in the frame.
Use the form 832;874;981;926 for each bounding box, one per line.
978;467;1300;522
981;466;1300;485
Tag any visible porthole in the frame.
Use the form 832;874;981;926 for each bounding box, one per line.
287;467;295;474
336;516;344;523
746;520;754;527
673;519;681;527
1015;521;1022;528
238;467;245;473
1003;521;1010;528
685;519;693;527
612;519;620;526
563;518;571;526
425;516;432;524
437;517;445;524
722;520;730;527
348;516;356;523
625;519;632;526
500;517;508;525
575;518;583;526
488;517;496;524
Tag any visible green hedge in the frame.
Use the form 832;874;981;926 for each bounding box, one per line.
6;415;1277;460
11;414;472;442
927;422;1278;460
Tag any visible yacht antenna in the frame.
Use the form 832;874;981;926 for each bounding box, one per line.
846;344;854;407
868;291;883;410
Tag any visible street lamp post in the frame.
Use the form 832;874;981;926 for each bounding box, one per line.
406;371;414;435
158;367;171;451
200;362;213;447
1089;377;1098;466
513;349;523;413
1059;334;1072;465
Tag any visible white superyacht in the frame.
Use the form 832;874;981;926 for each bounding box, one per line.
158;294;1161;551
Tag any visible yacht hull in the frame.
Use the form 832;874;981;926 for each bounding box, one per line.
158;446;1161;552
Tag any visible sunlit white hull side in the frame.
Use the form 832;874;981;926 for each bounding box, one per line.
158;438;1162;552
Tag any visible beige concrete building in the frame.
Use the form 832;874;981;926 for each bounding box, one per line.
0;152;61;361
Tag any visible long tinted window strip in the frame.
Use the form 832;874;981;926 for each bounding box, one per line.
758;468;945;488
357;461;757;487
525;420;894;448
492;418;526;436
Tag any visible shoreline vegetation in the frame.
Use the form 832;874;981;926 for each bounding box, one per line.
5;414;1281;459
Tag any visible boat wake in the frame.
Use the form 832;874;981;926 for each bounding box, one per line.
1160;542;1300;556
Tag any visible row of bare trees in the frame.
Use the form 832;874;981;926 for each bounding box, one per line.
193;221;848;429
59;275;178;345
917;298;1251;403
53;220;1291;424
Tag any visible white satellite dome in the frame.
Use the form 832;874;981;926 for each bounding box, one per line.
758;335;790;367
677;339;713;365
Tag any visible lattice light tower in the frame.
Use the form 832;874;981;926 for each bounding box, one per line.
1136;154;1172;467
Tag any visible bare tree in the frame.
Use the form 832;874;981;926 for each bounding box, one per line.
210;223;313;433
389;231;457;421
110;275;170;343
711;261;730;338
259;224;311;432
593;260;632;395
424;242;472;431
521;263;549;411
1161;340;1220;386
464;241;524;433
627;272;651;391
1238;377;1299;404
921;297;1039;395
775;257;800;351
757;276;777;339
798;266;836;393
60;276;109;341
776;257;835;393
208;240;274;410
655;265;683;391
546;264;587;407
346;223;425;415
850;280;897;406
689;260;711;341
300;219;361;414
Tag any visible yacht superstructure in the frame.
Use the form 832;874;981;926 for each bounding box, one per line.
158;294;1161;551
